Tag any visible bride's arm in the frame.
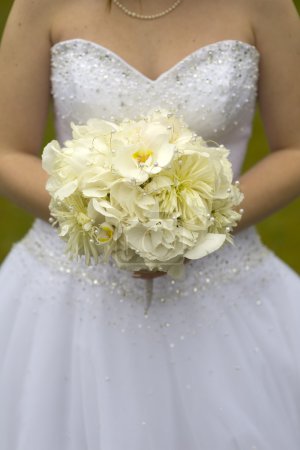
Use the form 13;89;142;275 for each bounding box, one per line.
0;0;57;222
236;0;300;232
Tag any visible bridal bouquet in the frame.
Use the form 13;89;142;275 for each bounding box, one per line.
42;109;243;283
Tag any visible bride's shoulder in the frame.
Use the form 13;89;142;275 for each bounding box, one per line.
242;0;299;54
247;0;299;28
5;0;62;29
246;0;297;11
9;0;60;14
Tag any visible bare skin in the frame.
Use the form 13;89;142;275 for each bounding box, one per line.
0;0;299;280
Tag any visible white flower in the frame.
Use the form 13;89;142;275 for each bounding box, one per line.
111;120;176;184
49;194;99;264
209;185;244;240
49;194;121;264
125;219;198;263
42;140;79;199
109;182;158;222
42;137;121;200
145;152;215;230
207;146;233;198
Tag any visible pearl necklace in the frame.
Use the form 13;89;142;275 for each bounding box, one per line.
112;0;182;20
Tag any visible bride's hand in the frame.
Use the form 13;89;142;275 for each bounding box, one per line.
132;258;189;279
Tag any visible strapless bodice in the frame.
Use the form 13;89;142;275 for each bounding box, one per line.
50;38;259;178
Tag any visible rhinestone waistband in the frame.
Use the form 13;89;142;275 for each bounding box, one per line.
19;219;270;305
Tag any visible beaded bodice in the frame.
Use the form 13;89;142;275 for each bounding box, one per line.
50;38;260;177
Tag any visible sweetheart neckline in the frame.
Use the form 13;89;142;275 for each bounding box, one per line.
50;38;260;83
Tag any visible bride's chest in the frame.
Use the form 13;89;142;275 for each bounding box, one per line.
50;0;254;81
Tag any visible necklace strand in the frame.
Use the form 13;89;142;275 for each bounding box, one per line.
112;0;182;20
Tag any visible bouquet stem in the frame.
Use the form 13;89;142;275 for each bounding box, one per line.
144;278;154;315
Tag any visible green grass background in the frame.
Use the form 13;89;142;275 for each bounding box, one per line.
0;0;299;272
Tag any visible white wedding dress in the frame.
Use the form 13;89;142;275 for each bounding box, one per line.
0;39;299;450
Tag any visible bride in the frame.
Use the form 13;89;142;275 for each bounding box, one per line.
0;0;299;448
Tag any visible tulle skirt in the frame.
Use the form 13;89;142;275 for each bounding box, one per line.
0;219;299;449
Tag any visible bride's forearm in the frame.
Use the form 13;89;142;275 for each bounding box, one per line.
235;147;300;233
0;151;50;222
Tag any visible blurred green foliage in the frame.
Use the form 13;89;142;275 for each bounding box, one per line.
0;0;299;272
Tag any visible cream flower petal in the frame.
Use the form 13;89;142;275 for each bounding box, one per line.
112;145;149;183
91;198;124;224
42;140;62;174
184;233;226;259
154;144;176;169
55;180;78;200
